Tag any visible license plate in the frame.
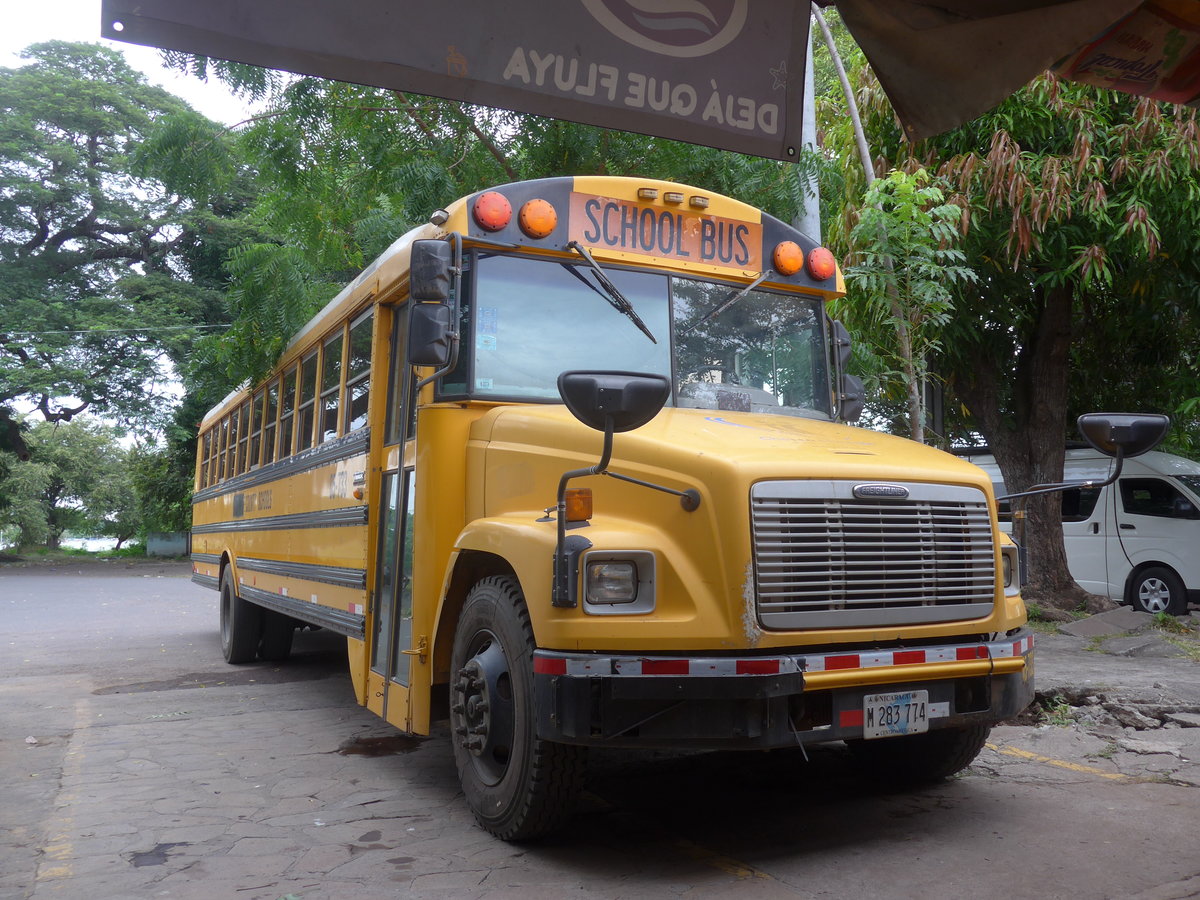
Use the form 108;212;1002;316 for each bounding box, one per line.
863;690;929;739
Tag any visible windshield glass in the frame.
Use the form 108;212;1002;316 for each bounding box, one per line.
466;253;830;418
1177;475;1200;499
674;279;830;418
469;255;670;399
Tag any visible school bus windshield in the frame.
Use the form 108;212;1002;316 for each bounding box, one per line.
462;253;831;418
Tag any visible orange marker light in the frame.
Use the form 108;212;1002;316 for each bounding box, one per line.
772;241;804;276
808;246;837;281
473;191;512;231
565;488;593;522
518;198;558;239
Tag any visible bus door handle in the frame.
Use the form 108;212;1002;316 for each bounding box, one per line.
1119;523;1135;530
1091;523;1100;534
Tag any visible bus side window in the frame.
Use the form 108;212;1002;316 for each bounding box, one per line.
296;353;318;452
346;311;372;433
217;417;230;482
200;431;212;488
236;401;250;474
385;305;412;445
321;330;344;443
263;379;279;465
279;367;298;458
248;391;264;470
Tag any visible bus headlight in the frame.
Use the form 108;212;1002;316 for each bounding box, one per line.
587;561;637;602
582;551;656;614
1002;544;1021;594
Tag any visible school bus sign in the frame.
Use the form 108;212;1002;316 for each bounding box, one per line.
569;193;762;270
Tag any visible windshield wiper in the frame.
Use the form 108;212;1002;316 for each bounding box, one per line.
682;271;769;335
566;241;657;344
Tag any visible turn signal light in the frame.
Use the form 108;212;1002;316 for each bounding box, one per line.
518;198;558;238
565;488;593;522
772;241;804;276
808;246;837;281
473;191;512;231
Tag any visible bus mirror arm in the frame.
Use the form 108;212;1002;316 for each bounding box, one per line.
552;370;691;607
995;412;1170;503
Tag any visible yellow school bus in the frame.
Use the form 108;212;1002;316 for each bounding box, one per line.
192;175;1033;840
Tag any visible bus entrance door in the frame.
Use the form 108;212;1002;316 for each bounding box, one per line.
368;468;415;729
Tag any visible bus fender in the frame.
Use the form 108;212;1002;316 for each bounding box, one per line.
430;517;558;680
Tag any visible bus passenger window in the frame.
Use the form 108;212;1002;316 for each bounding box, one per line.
200;431;212;488
263;379;279;465
346;312;372;433
279;367;298;458
217;418;229;482
297;353;318;452
321;331;344;443
248;392;264;469
228;407;242;476
236;401;250;474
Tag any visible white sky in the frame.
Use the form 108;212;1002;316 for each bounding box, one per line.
1;0;258;124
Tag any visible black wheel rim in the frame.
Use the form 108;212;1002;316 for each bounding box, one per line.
452;628;516;785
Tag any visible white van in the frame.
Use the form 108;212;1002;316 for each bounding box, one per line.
958;448;1200;615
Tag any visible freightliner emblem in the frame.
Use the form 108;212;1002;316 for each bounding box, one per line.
853;483;910;499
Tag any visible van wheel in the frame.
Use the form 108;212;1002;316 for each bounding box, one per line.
220;568;261;664
848;723;991;783
1129;566;1188;615
449;576;585;840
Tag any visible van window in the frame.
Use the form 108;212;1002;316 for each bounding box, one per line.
1061;487;1101;522
1120;478;1191;518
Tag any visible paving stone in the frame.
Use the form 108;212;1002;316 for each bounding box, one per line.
1117;737;1182;756
1059;609;1153;638
1165;711;1200;727
1101;635;1184;658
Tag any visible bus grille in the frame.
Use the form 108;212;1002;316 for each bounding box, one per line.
751;481;996;629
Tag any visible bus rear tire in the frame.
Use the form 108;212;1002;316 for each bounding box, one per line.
449;575;585;841
220;568;261;664
260;610;296;661
848;722;991;783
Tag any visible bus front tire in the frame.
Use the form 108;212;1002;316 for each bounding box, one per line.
1129;566;1188;616
848;722;991;783
220;569;261;664
449;575;585;841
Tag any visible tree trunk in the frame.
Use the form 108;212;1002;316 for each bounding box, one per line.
949;283;1113;616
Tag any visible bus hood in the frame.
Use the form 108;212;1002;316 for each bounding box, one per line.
473;403;994;497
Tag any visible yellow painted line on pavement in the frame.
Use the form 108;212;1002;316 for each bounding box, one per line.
35;697;90;884
986;741;1131;781
671;838;774;880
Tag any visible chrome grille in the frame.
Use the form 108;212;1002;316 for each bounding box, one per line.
751;481;996;629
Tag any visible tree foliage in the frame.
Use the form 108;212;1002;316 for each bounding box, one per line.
0;418;134;549
0;42;233;433
842;169;974;441
823;66;1200;609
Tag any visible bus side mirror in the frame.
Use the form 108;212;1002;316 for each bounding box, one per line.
408;303;453;367
1078;413;1170;459
839;374;865;423
558;370;670;434
410;240;452;301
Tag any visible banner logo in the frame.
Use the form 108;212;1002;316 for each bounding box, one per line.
581;0;748;58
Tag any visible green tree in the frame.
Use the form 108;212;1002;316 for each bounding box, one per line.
0;42;232;433
825;69;1200;611
842;169;974;442
156;62;815;391
0;418;132;550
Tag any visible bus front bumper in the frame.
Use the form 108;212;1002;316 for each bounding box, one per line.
532;632;1035;750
